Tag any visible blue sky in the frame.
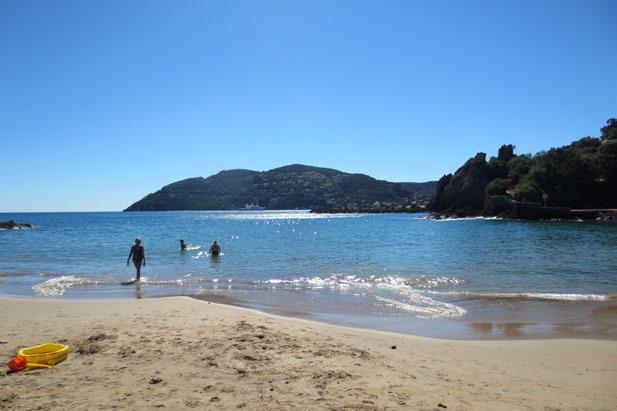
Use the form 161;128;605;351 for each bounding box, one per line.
1;0;615;212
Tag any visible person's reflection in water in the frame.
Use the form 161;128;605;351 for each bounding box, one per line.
134;281;142;299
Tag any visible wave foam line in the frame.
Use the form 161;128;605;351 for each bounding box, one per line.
32;275;106;297
373;295;466;319
426;290;609;301
432;216;502;222
261;274;464;290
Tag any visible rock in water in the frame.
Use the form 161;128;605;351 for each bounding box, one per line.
429;153;490;216
0;220;32;229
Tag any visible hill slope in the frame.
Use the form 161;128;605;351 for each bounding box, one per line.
125;164;436;211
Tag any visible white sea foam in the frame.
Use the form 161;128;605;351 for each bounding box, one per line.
374;295;466;319
432;216;502;222
139;277;185;286
260;274;467;319
32;276;105;297
261;274;464;290
192;251;207;259
425;290;609;301
193;251;225;259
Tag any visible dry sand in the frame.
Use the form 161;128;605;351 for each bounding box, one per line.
0;296;615;410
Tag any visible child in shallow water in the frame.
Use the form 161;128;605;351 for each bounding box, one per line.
127;238;146;281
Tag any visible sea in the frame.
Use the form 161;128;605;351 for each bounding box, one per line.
1;211;616;339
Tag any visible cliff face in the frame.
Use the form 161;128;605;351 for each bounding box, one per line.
125;164;436;211
429;153;490;216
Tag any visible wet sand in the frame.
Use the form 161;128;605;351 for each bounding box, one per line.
1;296;616;410
192;291;617;340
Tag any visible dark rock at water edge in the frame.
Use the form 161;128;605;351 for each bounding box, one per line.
433;194;617;221
0;220;32;229
429;153;491;217
571;209;617;221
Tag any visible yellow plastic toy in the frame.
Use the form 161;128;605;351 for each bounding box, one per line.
13;343;70;370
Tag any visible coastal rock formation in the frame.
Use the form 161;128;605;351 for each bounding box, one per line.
429;118;617;220
429;153;490;217
0;220;32;229
497;144;514;162
125;164;436;212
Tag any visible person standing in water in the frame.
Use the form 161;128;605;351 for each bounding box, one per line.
179;239;187;251
127;238;146;281
209;240;221;256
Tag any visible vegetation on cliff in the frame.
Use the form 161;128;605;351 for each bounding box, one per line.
431;118;617;216
125;164;436;211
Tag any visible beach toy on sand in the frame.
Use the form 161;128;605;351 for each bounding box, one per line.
8;355;27;372
7;343;70;371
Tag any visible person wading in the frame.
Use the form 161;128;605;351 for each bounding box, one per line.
127;238;146;281
209;240;221;256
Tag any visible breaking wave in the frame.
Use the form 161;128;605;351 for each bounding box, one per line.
32;275;106;297
32;275;232;297
259;274;467;319
374;295;467;319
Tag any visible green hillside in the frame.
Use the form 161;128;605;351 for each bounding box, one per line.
125;164;436;211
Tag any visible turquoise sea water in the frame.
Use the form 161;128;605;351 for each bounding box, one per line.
1;211;616;338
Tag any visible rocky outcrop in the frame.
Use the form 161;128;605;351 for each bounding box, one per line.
429;153;491;217
0;220;32;229
497;144;514;162
483;195;516;218
428;118;617;220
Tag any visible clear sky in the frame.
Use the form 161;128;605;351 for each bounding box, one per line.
1;0;615;212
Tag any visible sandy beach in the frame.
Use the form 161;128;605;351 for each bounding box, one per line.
0;297;616;410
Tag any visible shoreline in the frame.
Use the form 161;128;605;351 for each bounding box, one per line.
190;292;617;341
3;291;617;341
1;296;616;409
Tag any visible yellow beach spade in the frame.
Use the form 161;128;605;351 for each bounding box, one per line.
8;343;70;371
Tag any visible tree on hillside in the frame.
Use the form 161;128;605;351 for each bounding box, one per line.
601;118;617;141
